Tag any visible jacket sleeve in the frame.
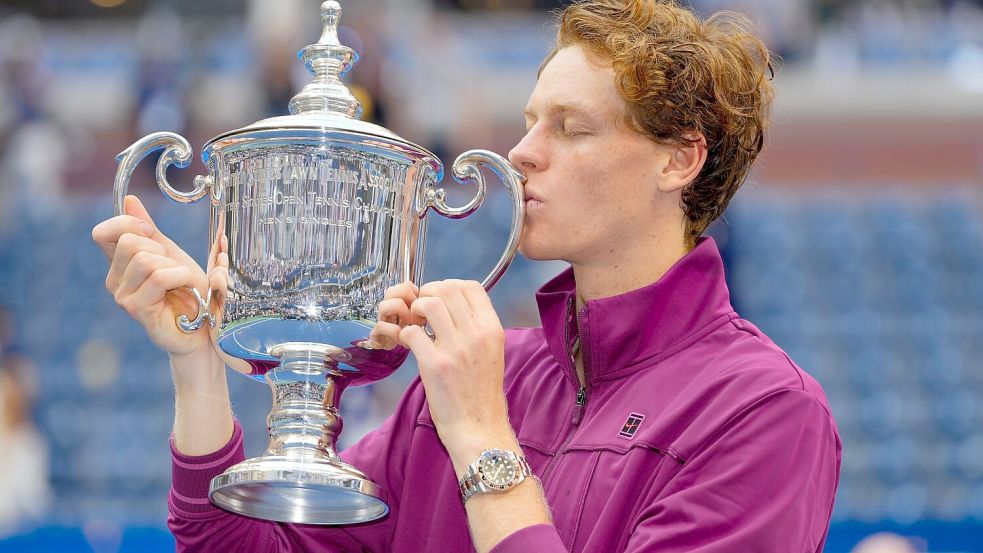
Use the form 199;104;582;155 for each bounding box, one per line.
168;373;428;553
625;388;841;553
489;525;566;553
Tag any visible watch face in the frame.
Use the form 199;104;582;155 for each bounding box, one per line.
478;450;518;490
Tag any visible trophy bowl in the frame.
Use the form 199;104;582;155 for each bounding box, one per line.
111;1;524;525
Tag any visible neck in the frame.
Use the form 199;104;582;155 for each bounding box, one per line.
572;233;690;310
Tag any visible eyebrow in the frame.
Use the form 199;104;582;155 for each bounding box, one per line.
523;101;595;120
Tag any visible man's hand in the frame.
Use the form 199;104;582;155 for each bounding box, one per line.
92;195;218;359
389;279;552;552
395;279;516;471
368;279;551;551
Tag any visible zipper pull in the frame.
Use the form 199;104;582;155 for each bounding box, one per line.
571;386;586;426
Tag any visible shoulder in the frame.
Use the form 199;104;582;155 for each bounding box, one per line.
651;316;838;459
709;317;830;407
662;314;829;404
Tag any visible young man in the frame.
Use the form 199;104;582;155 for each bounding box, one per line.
93;1;840;551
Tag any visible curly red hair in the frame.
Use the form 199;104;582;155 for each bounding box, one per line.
543;0;775;248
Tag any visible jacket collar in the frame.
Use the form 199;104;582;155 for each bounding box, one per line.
534;237;736;385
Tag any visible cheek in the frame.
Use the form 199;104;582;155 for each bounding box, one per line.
567;157;638;213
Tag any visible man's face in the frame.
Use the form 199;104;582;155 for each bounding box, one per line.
509;45;676;265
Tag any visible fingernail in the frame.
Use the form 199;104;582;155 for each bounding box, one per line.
139;222;154;236
359;339;384;350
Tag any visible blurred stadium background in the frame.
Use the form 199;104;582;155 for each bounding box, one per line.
0;0;982;551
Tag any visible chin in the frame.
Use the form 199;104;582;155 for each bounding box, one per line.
517;240;562;262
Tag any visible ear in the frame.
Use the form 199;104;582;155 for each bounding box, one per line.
656;133;707;194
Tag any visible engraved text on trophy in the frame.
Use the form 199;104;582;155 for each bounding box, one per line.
218;148;412;323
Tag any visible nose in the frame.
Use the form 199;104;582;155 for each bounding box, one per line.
508;129;546;173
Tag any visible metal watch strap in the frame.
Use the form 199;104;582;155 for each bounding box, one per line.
458;453;533;503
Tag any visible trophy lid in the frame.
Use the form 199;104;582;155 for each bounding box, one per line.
203;1;433;161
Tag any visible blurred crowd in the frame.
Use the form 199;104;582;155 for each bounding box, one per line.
0;308;49;536
0;0;982;551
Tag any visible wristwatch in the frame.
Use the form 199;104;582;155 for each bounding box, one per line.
458;449;534;503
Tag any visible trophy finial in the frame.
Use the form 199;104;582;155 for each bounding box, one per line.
318;1;342;46
288;0;363;119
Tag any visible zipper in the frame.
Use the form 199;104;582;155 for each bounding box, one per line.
562;296;577;384
575;304;592;407
540;296;591;485
571;385;586;425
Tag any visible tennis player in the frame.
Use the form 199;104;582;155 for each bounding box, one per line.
93;1;840;551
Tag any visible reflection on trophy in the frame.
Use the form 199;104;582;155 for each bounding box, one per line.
111;1;524;525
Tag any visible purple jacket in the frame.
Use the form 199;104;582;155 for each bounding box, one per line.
169;238;841;552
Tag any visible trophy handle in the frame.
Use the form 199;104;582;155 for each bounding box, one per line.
425;150;525;291
113;131;216;333
114;131;213;215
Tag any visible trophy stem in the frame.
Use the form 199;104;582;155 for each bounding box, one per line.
208;342;388;525
265;345;348;461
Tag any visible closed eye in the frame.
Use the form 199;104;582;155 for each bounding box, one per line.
563;125;593;137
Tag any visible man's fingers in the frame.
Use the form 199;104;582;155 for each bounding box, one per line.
399;324;440;359
114;251;179;298
410;297;457;345
367;321;402;350
459;280;502;328
384;281;418;300
107;234;168;291
123;194;156;228
123;195;185;255
366;283;423;350
120;266;197;319
382;281;419;309
207;265;228;312
419;280;475;332
92;215;155;261
378;298;411;326
208;265;229;291
207;232;223;272
380;281;425;326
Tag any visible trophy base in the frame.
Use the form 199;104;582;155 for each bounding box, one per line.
208;456;388;525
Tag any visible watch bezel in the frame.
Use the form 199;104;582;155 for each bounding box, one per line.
476;449;519;490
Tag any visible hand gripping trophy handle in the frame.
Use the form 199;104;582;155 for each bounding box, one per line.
423;149;526;291
113;131;216;332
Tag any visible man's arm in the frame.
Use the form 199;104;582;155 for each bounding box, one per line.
395;280;553;553
447;426;555;552
170;350;235;456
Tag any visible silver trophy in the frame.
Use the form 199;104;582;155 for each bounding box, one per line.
111;1;524;525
